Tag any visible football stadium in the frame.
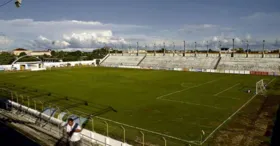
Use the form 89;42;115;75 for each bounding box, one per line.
1;1;280;146
1;51;280;146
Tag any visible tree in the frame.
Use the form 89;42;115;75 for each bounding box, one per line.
92;48;108;59
51;50;56;56
57;51;65;58
19;52;27;57
69;50;82;57
63;55;79;61
0;52;15;65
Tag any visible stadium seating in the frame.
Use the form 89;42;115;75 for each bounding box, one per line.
100;54;280;72
139;56;219;69
101;55;145;66
217;57;280;72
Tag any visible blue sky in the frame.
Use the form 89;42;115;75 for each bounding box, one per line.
0;0;280;50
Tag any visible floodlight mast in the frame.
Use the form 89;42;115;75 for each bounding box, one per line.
15;0;22;8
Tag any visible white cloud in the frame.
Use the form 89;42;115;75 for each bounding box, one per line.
0;34;13;48
0;19;278;51
0;19;148;50
26;36;70;50
63;31;126;48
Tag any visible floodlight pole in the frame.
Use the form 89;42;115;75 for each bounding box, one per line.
137;42;139;56
246;40;249;52
173;42;175;57
163;42;166;56
145;44;148;55
263;40;265;58
121;44;124;56
219;41;222;52
207;41;209;50
232;38;235;50
154;43;156;56
128;44;131;55
114;44;117;55
246;40;249;57
183;41;186;57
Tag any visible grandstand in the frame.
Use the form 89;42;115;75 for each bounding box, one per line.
139;56;219;69
101;53;280;72
217;57;280;72
101;54;145;66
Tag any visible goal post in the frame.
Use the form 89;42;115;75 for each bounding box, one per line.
256;79;267;95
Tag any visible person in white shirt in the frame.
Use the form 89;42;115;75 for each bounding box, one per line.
66;118;82;146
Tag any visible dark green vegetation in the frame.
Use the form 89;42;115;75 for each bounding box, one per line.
0;48;109;65
0;67;277;145
49;48;109;61
0;52;15;65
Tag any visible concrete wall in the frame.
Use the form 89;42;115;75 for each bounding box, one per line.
220;53;231;57
264;54;279;58
208;53;219;57
234;53;247;58
248;54;263;58
0;60;96;71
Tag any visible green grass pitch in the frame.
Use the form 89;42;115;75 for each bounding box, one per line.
0;67;276;145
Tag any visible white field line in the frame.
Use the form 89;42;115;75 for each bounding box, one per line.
201;78;276;145
215;95;241;100
157;78;222;100
213;83;240;96
160;98;225;110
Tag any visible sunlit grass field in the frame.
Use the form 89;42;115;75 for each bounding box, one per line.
0;67;276;145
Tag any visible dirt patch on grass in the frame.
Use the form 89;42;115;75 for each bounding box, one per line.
207;94;280;146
